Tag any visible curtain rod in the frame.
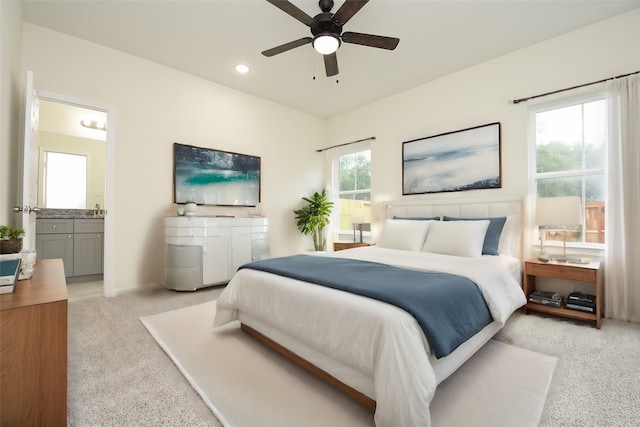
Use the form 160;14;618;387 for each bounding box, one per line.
512;70;640;104
315;136;376;153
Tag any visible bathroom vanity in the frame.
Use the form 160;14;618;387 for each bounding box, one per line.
36;213;104;279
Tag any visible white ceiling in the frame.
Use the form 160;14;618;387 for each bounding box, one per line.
21;0;640;119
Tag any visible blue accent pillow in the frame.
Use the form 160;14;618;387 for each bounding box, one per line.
393;216;440;221
443;216;506;256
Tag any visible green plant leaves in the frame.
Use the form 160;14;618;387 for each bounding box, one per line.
293;189;334;251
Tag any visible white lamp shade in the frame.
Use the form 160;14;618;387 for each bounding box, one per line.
535;196;583;227
313;34;340;55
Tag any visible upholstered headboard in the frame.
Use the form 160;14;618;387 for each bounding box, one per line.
384;196;524;260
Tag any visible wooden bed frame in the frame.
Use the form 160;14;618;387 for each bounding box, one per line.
240;323;377;412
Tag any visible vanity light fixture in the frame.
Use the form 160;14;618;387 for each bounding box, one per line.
80;119;107;131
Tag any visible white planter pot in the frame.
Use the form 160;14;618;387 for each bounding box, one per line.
184;203;197;216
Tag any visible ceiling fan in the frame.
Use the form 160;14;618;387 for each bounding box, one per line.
262;0;400;77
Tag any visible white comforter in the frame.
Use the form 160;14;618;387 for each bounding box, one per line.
214;247;526;427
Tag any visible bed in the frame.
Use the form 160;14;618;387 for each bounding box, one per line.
214;197;527;426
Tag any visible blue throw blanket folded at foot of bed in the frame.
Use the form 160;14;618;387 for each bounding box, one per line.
239;254;493;358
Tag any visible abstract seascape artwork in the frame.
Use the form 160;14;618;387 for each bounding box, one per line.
173;143;261;206
402;122;501;195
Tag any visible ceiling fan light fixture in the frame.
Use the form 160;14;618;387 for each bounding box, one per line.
312;34;340;55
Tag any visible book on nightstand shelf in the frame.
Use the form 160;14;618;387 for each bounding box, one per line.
565;291;596;313
528;290;563;308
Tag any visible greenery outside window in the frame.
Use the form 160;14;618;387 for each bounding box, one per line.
334;146;371;242
532;96;606;245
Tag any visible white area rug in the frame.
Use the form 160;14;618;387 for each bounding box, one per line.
141;301;557;427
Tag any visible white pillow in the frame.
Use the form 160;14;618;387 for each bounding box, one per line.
376;219;432;251
498;215;517;256
422;220;490;258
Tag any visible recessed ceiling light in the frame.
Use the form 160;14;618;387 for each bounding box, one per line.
235;64;250;74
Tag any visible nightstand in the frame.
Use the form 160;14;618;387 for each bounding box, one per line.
333;242;370;251
523;258;602;328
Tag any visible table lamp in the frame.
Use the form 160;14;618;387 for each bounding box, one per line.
535;196;582;263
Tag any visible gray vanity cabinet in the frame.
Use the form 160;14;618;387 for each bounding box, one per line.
36;219;74;277
36;218;104;278
73;219;104;276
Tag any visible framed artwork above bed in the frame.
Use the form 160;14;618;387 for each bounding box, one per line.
173;142;261;206
402;122;501;195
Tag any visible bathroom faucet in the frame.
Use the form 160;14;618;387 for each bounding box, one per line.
95;203;102;216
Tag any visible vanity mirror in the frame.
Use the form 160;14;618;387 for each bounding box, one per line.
37;100;106;210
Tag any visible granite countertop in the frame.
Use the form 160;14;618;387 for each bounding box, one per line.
36;209;104;219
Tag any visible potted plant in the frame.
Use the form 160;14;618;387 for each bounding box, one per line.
184;200;197;216
294;189;334;251
0;225;26;254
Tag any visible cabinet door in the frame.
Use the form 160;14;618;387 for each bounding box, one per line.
73;233;103;276
36;234;74;277
231;226;252;273
202;235;230;285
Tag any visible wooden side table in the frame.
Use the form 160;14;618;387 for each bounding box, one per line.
333;242;370;251
523;258;602;328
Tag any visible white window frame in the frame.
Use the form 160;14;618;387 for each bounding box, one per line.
331;142;371;242
528;93;607;252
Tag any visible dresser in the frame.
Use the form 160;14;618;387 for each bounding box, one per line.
0;258;68;426
165;217;269;290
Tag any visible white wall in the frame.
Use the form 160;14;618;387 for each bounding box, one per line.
0;1;23;227
325;9;640;255
11;9;640;293
21;23;325;293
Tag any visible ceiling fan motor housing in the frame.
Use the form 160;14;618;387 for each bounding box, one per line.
311;12;343;38
319;0;334;13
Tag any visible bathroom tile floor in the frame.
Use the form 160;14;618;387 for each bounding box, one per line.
67;280;103;302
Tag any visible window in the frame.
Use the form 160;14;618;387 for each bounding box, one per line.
532;97;606;244
334;147;371;242
44;151;87;209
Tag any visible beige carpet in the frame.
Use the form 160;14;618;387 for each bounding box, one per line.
141;301;557;427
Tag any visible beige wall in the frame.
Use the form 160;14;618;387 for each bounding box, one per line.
20;23;325;293
6;7;640;292
0;1;23;227
325;9;640;254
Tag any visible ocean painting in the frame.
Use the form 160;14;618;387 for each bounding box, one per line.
403;123;501;195
174;143;260;206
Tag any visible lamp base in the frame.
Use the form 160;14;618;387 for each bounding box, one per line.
537;254;549;262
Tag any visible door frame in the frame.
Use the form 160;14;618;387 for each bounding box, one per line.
38;90;115;297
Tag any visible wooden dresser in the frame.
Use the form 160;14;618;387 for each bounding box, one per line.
1;258;68;426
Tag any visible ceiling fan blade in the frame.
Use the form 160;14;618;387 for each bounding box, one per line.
266;0;315;27
333;0;369;26
262;37;312;57
342;32;400;50
324;53;339;77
